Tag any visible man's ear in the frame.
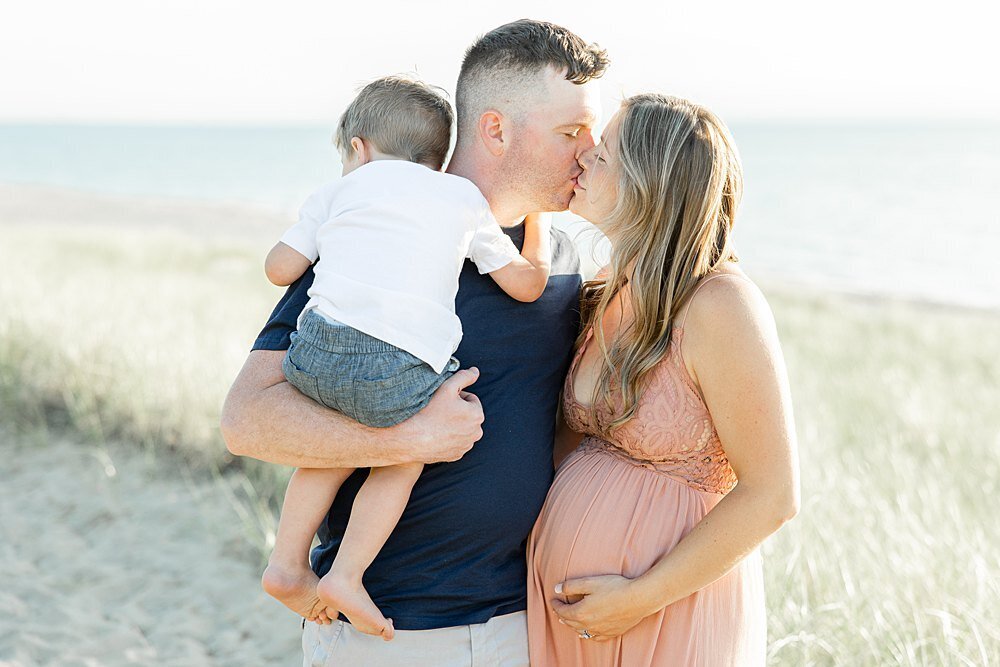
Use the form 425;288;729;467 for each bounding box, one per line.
350;136;371;165
478;111;505;157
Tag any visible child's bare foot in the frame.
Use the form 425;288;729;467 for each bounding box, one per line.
262;563;335;624
317;571;394;641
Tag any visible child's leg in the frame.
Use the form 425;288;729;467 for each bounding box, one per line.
262;467;355;623
317;462;424;641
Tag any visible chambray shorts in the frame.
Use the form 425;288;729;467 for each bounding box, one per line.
282;310;460;428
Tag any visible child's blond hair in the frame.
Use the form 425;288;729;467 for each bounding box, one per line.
335;75;454;170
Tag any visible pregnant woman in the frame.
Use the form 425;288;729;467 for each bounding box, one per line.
527;94;800;666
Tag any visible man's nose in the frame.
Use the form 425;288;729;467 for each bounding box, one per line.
575;131;596;159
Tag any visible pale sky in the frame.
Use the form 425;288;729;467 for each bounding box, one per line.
3;0;998;125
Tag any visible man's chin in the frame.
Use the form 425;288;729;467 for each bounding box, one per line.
553;188;577;213
567;192;583;217
530;184;575;214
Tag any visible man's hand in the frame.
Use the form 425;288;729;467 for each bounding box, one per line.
221;351;484;468
393;367;484;464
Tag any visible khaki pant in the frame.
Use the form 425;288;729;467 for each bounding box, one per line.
301;611;528;667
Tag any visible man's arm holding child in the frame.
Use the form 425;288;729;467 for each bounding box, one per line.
221;350;484;468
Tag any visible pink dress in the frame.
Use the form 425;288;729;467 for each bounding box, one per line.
527;319;766;666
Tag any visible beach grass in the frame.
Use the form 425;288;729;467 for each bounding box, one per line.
0;220;291;553
3;212;998;665
763;291;1000;665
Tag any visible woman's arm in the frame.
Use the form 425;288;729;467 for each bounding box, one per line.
488;213;552;302
220;350;486;468
552;275;799;638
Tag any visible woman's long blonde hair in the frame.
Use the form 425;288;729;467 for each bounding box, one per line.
580;93;743;432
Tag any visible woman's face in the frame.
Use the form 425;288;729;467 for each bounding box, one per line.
569;109;622;229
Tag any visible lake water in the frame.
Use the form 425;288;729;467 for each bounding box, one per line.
3;122;998;309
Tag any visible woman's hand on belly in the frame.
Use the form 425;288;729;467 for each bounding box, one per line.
550;575;657;641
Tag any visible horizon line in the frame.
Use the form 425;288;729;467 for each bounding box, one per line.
3;116;1000;129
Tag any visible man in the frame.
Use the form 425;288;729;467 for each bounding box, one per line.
221;19;608;666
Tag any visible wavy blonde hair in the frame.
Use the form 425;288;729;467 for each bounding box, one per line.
580;93;743;432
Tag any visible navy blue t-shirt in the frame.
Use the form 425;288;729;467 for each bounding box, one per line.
252;222;581;630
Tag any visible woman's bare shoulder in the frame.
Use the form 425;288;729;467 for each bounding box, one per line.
682;265;778;355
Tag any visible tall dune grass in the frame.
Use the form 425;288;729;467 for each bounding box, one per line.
3;221;998;665
0;222;291;551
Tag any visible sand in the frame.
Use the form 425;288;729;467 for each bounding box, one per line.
0;185;303;665
0;435;301;666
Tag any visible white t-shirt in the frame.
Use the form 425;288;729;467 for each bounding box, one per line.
280;160;521;373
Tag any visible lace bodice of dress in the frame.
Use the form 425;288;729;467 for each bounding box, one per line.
563;325;737;495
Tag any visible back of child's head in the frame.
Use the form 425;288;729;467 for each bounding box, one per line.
335;75;454;171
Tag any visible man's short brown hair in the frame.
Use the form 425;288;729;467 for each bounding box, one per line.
335;75;454;170
456;19;609;135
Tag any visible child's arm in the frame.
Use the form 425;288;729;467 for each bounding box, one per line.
268;186;327;286
265;242;313;287
487;213;552;302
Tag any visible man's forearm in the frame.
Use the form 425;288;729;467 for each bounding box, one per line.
220;350;411;468
221;350;484;469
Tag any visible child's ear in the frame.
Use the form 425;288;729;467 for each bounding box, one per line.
350;137;370;165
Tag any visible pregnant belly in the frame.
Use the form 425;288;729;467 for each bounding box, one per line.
529;446;721;589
